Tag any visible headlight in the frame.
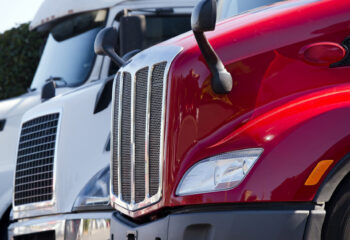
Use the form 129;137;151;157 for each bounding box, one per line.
73;166;110;211
176;148;263;196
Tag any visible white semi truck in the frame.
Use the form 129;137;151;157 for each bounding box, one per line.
7;0;198;238
0;0;122;236
0;1;110;237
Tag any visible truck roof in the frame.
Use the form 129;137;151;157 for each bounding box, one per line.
30;0;124;30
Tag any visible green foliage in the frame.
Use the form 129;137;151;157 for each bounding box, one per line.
0;23;47;100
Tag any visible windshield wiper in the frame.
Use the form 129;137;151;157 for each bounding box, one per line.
45;76;68;88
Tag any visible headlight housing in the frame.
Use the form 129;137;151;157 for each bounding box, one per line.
73;166;111;211
176;148;263;196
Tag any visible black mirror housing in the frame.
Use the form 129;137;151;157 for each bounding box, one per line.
94;27;118;56
119;15;145;56
94;27;127;67
191;0;217;32
41;80;56;102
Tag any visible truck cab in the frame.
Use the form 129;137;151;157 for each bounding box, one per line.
0;2;107;237
0;2;111;236
105;0;350;239
7;0;199;239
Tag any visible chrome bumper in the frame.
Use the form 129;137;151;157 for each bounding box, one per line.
8;212;112;240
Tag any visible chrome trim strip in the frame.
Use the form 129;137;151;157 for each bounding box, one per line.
8;212;112;240
145;67;152;198
110;74;118;209
158;62;168;199
117;73;123;197
12;110;62;219
110;45;183;213
130;71;136;204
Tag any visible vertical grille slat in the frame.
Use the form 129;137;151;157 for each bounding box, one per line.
14;113;59;206
112;73;121;198
112;61;167;210
135;67;148;203
149;62;167;196
121;73;132;202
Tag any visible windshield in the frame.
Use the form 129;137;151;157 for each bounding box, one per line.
218;0;284;20
143;15;191;48
31;10;107;90
109;14;191;75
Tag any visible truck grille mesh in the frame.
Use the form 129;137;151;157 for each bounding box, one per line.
135;67;148;203
112;62;167;209
121;72;132;203
149;64;165;196
112;73;120;198
14;113;59;206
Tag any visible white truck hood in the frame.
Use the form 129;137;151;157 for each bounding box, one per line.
0;87;71;119
12;80;111;219
0;92;40;119
30;0;128;30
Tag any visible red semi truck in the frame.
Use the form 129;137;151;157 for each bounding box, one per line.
95;0;350;239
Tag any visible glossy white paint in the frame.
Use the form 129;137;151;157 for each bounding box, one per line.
0;65;102;223
12;81;111;219
30;0;123;30
0;88;70;221
30;0;198;30
0;93;37;219
0;0;107;222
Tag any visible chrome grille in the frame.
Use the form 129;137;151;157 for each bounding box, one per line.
14;113;59;206
112;73;120;197
135;67;148;203
149;63;166;196
121;72;132;202
112;62;167;210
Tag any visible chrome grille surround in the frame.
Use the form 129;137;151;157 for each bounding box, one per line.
110;46;183;213
12;110;61;216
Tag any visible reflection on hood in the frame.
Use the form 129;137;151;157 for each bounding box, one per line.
0;92;40;119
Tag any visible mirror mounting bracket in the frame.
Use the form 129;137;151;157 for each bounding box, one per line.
94;27;127;67
191;0;233;94
193;31;233;94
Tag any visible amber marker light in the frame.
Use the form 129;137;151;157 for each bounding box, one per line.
305;160;334;186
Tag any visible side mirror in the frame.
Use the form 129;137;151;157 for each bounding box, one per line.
191;0;233;94
94;27;127;67
191;0;217;32
41;80;56;102
119;15;145;56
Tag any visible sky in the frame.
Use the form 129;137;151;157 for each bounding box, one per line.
0;0;44;33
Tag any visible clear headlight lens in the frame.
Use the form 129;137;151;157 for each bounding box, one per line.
176;148;263;196
73;166;110;211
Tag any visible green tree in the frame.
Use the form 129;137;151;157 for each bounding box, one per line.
0;23;47;100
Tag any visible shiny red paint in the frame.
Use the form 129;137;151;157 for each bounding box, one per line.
299;42;346;66
132;0;350;218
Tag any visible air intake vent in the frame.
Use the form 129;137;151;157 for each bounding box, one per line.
14;113;59;206
112;62;167;210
